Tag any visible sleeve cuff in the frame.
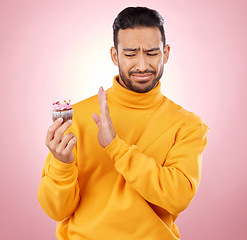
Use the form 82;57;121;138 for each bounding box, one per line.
105;135;130;162
48;156;77;179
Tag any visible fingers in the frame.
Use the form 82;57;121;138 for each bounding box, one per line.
53;120;73;144
65;136;77;154
98;87;109;115
51;134;77;164
93;87;116;148
45;118;77;163
56;134;77;161
57;132;75;151
92;113;101;129
46;117;63;144
46;118;73;151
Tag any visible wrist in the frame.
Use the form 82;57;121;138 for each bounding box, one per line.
48;155;77;178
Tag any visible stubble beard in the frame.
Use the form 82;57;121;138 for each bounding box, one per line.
118;66;164;93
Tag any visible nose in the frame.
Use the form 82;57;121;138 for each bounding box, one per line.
135;54;149;72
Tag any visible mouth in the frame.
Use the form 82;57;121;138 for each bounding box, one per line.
131;73;153;82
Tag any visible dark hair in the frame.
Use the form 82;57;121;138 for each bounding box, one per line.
113;7;166;50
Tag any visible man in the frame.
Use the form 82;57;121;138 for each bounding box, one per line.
38;6;208;240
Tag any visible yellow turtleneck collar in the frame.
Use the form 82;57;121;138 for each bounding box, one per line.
107;75;164;109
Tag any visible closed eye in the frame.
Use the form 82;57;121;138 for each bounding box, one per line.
125;54;136;57
147;53;158;56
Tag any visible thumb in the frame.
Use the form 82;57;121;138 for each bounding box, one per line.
92;113;101;129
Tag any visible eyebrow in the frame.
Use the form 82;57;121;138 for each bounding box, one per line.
145;47;160;52
123;47;140;52
122;47;160;52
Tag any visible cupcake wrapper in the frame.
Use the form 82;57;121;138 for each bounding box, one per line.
51;109;74;122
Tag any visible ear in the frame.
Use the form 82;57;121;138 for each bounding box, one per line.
110;47;118;66
163;44;170;64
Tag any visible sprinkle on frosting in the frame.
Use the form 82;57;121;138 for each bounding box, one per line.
52;100;72;110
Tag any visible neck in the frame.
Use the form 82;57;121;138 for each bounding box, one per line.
107;75;164;109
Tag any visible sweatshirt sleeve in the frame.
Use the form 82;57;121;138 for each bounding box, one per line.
105;119;209;215
37;130;80;221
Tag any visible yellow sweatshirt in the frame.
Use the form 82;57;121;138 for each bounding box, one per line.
38;75;208;240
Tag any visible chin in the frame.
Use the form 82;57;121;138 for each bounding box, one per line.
131;82;156;93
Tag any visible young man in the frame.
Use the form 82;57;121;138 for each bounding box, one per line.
38;7;208;240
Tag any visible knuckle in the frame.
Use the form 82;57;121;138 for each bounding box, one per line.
66;120;73;125
61;150;68;158
49;144;56;152
62;134;69;142
70;135;77;143
47;127;53;133
65;132;74;140
69;132;74;138
54;131;64;139
56;129;63;135
70;137;77;146
66;132;72;138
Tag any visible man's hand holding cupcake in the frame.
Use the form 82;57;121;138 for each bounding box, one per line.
45;118;77;164
45;87;115;165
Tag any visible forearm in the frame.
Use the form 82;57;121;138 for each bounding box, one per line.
38;153;80;221
105;121;208;215
105;136;191;214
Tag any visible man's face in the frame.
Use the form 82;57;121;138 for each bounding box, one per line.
111;27;170;93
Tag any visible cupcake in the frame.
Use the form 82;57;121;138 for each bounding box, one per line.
51;100;74;122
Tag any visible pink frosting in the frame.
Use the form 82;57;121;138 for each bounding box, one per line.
52;100;72;110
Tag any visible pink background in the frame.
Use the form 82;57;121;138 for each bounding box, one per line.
1;0;246;239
